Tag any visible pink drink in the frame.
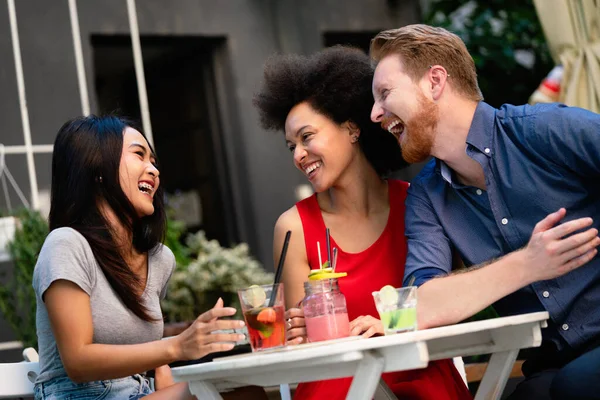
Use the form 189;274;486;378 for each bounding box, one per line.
305;312;350;342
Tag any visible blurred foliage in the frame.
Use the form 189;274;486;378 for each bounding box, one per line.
0;209;48;349
461;305;501;364
465;305;500;323
424;0;554;106
162;230;273;322
164;209;192;268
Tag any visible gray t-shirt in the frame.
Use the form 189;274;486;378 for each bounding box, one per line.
32;227;176;384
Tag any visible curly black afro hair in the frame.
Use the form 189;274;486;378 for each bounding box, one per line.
253;46;408;176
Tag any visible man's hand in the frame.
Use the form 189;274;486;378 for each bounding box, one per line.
519;208;600;283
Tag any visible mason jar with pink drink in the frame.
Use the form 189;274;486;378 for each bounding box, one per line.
302;278;350;342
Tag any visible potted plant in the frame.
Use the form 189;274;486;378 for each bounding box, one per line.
161;230;274;325
0;209;48;349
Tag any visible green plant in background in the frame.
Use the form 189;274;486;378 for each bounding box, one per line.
0;209;48;349
424;0;553;107
164;210;192;268
162;230;274;322
464;304;500;323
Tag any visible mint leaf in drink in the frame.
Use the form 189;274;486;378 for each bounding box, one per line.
389;310;399;328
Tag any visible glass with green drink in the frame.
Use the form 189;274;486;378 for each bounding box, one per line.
372;285;417;334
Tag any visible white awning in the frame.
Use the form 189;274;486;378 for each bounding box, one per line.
533;0;600;113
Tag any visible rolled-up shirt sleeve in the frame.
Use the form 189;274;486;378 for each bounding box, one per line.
404;178;453;287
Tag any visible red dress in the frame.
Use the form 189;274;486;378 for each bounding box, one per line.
293;179;472;400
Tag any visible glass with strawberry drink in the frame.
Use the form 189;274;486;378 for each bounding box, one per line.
237;283;286;351
302;264;351;342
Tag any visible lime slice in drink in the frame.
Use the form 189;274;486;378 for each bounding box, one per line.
378;285;399;306
244;285;266;308
308;267;333;279
308;271;348;281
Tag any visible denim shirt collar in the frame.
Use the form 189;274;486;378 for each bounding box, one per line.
466;101;496;155
437;101;496;185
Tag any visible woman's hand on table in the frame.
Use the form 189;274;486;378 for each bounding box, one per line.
349;315;384;338
173;298;246;360
285;307;307;345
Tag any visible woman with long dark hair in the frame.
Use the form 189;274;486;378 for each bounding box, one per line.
32;115;245;399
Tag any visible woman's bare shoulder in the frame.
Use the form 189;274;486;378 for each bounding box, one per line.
275;205;302;232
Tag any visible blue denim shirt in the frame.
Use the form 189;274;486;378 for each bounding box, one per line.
405;102;600;353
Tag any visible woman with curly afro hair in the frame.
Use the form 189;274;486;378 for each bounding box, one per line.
253;46;472;400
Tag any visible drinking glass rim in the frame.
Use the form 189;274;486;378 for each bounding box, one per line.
371;285;417;297
238;282;283;292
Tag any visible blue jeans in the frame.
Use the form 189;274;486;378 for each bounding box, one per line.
34;374;153;400
506;346;600;400
550;345;600;399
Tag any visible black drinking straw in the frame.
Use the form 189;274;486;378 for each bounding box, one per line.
269;230;291;307
325;228;332;268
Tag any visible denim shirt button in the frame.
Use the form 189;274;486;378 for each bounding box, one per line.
501;218;508;225
476;189;483;195
484;148;491;154
542;291;550;298
562;324;569;331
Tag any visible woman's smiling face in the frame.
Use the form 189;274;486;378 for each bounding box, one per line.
119;127;160;217
285;102;358;193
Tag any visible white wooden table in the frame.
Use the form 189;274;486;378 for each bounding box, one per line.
172;312;548;400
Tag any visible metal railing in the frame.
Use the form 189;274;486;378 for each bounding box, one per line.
3;0;154;210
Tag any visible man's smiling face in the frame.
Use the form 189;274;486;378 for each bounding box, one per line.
371;55;439;163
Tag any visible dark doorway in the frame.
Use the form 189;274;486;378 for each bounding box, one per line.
91;35;236;246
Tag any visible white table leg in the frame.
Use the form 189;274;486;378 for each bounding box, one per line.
188;381;223;400
474;349;519;400
280;383;292;400
374;378;398;400
347;350;385;400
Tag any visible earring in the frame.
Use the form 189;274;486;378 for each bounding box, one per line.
429;65;450;77
351;136;359;143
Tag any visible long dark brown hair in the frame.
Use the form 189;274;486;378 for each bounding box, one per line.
49;115;166;321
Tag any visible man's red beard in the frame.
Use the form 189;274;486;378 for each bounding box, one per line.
401;93;439;164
